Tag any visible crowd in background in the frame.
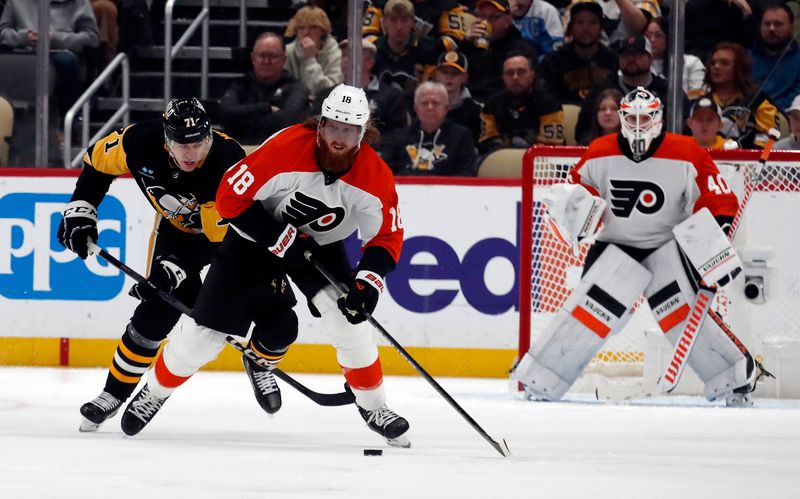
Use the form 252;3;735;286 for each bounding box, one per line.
2;0;800;171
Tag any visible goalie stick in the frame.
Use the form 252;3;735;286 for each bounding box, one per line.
88;242;355;407
596;128;781;401
307;252;512;459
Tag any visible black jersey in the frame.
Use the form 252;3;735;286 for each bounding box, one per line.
72;120;246;242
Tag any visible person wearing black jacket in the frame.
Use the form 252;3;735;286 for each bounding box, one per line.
462;0;537;102
379;81;478;176
219;32;310;144
574;33;689;145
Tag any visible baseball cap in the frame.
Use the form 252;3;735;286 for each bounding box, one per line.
569;0;603;21
383;0;414;16
338;37;378;55
690;97;722;118
437;50;468;73
616;34;653;56
476;0;510;14
786;94;800;113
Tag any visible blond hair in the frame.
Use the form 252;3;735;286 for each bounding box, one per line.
285;7;333;38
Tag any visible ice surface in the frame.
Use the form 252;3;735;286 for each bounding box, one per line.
1;367;799;498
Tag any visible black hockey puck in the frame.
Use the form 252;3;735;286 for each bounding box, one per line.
363;449;383;456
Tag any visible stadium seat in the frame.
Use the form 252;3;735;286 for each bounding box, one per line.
477;148;525;178
0;96;13;166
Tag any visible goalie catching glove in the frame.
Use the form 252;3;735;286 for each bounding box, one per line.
540;184;606;253
57;200;98;260
129;256;187;302
673;207;742;288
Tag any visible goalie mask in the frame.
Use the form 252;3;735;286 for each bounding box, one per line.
619;87;663;159
163;97;213;172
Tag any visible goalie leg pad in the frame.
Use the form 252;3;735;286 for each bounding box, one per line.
147;318;227;398
312;286;386;410
513;244;652;400
643;241;753;400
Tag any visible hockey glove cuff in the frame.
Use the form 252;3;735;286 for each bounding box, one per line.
268;223;319;267
129;257;187;302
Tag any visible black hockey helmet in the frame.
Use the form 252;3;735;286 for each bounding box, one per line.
163;97;211;144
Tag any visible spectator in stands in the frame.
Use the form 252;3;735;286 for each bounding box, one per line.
509;0;564;60
379;81;478;176
581;87;622;145
684;0;751;62
595;0;659;45
686;96;738;150
751;3;800;111
0;0;99;117
775;94;800;149
284;6;344;95
371;0;441;96
645;17;706;100
91;0;118;67
363;0;467;44
463;0;536;102
479;51;565;152
538;0;616;103
313;38;409;135
705;41;778;149
433;50;482;143
219;32;310;145
574;33;687;145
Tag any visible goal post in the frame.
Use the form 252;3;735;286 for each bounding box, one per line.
518;145;800;398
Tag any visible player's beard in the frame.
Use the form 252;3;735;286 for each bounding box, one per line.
317;139;359;174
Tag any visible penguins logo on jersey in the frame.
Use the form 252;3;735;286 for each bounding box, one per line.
609;179;665;217
146;186;201;228
282;192;345;232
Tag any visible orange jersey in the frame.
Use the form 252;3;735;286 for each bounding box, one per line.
570;133;739;249
217;125;404;262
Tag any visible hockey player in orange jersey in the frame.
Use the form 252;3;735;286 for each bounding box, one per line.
121;84;412;446
512;87;770;406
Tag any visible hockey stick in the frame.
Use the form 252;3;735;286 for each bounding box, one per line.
307;253;512;458
596;129;781;401
87;242;355;407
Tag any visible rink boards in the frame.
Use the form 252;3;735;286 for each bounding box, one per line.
0;171;522;377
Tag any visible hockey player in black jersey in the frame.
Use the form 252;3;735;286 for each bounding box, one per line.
58;98;294;432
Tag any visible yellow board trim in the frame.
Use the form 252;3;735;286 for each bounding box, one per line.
0;337;517;378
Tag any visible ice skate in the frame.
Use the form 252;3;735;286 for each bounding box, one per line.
242;355;282;415
726;358;774;407
120;384;169;436
79;391;122;432
358;404;410;448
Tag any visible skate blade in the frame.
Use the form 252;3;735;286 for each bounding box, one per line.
79;417;102;432
386;435;411;448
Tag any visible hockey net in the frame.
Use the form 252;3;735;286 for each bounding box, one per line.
519;146;800;394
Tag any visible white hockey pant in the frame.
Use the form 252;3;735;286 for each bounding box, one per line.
643;240;752;400
513;244;653;400
147;318;227;398
312;285;386;410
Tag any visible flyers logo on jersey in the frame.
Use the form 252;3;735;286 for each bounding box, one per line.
282;192;345;232
609;179;665;217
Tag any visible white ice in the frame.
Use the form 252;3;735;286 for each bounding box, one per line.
1;367;799;499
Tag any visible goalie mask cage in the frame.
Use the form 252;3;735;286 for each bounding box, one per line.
519;146;800;398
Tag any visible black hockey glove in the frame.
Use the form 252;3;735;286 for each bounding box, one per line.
268;223;320;268
129;257;187;303
337;270;385;324
57;200;98;260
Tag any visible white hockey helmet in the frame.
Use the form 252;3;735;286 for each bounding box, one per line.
320;84;370;141
619;87;663;158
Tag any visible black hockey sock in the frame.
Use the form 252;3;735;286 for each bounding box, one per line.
103;324;161;401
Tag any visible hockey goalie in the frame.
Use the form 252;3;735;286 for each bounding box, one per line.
512;87;769;407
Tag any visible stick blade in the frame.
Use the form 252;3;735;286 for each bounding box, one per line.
493;438;512;458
